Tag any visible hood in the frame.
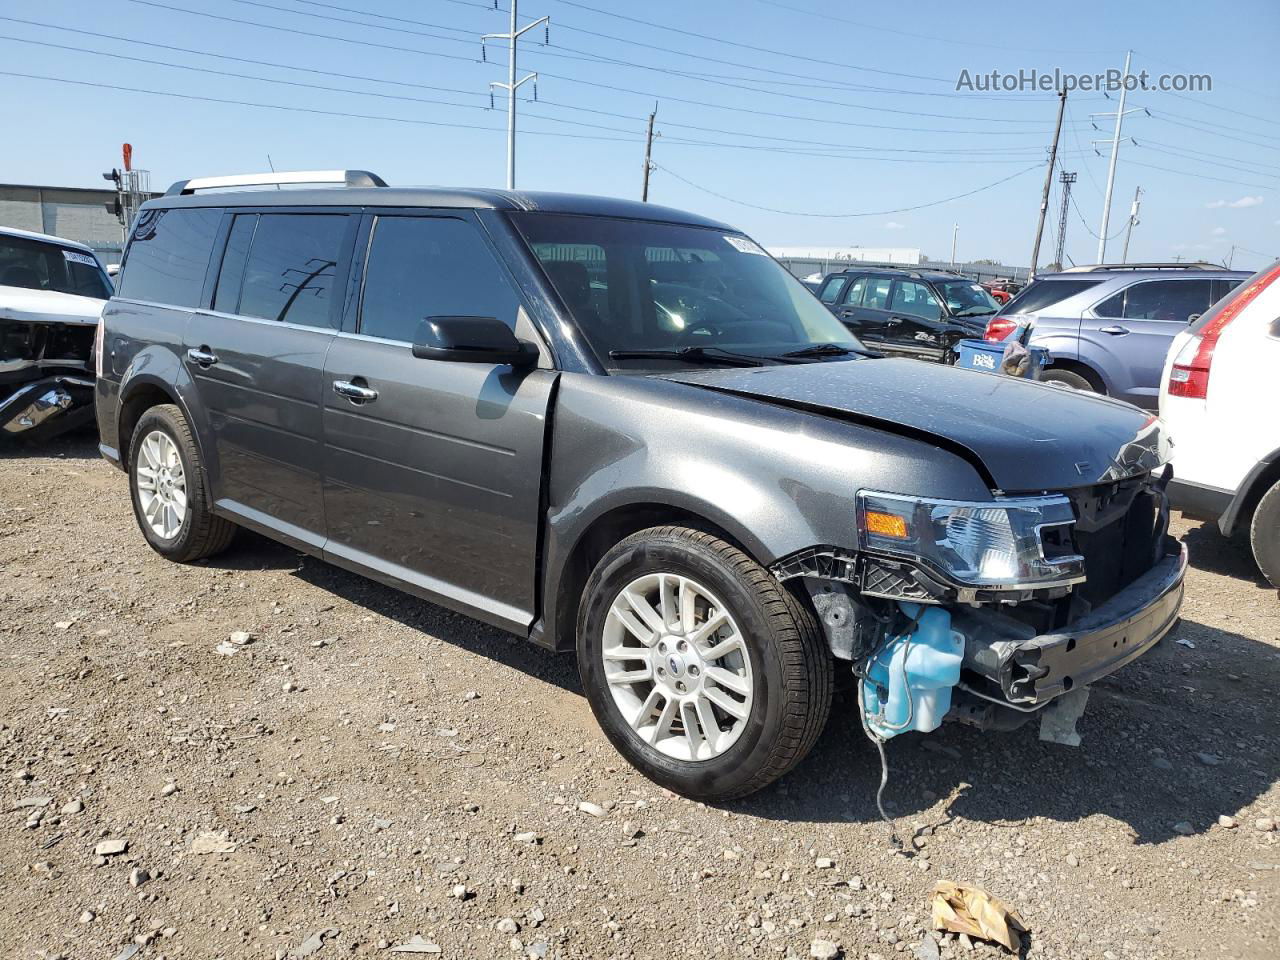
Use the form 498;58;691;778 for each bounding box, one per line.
657;358;1165;493
0;286;106;326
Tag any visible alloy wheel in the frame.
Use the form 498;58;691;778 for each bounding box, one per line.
134;429;187;540
602;572;754;762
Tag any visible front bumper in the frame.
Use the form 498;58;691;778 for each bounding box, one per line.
0;375;95;438
957;538;1187;706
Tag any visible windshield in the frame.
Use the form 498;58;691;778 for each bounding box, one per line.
511;213;862;368
937;279;998;317
0;234;112;300
999;277;1103;316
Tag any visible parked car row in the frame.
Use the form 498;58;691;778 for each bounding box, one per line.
91;170;1187;800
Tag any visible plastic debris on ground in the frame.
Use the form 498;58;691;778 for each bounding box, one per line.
930;880;1027;952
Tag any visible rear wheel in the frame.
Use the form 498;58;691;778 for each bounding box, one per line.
128;404;235;563
1040;367;1096;392
577;525;832;802
1250;479;1280;587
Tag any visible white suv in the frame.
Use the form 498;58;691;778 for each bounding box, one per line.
1160;260;1280;586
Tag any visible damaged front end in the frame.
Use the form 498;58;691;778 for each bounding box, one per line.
1;310;98;442
773;468;1186;745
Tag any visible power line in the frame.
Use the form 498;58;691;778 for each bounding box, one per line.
0;30;1081;159
101;5;1079;136
1069;190;1127;241
142;0;1077;126
652;162;1042;217
1121;158;1278;192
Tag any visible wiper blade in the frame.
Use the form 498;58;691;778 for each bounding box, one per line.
607;346;765;367
779;343;862;359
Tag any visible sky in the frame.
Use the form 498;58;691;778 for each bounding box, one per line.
2;0;1278;269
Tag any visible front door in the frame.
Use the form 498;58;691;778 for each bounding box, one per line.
184;210;355;548
321;212;554;633
884;279;948;361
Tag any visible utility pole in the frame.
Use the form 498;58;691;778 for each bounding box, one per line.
641;103;658;202
1091;50;1142;263
482;1;549;190
1120;185;1143;263
1227;244;1236;269
950;223;959;270
1028;87;1067;280
1054;171;1076;270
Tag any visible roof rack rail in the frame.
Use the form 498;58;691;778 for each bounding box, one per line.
1060;261;1223;273
164;170;387;196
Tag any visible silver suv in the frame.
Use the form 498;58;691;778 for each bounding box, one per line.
95;170;1186;801
987;263;1248;409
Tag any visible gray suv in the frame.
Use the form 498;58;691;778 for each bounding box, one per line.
96;171;1186;801
987;263;1248;408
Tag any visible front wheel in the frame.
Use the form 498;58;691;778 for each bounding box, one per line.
577;526;832;802
1250;478;1280;587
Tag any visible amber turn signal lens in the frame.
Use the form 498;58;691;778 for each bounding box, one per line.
864;510;908;539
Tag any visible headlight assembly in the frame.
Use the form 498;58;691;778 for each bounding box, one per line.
857;491;1085;592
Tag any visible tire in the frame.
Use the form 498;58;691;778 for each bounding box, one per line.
127;404;235;563
577;525;832;802
1040;368;1096;392
1250;478;1280;588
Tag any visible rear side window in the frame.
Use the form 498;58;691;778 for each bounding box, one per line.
119;207;221;307
237;214;347;328
1190;262;1280;336
359;216;521;342
818;276;847;304
1001;277;1103;315
1096;278;1212;322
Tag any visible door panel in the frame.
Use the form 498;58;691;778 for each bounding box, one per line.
322;338;554;628
884;279;947;360
185;313;334;545
1085;278;1213;407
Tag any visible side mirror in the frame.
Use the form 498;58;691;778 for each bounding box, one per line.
1187;313;1201;325
412;316;538;366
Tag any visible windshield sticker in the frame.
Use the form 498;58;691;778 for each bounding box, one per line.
63;250;98;268
723;235;767;256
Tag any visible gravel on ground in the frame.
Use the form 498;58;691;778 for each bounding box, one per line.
1;435;1277;959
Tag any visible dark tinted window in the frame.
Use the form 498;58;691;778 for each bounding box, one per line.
1001;277;1103;315
818;276;847;304
359;216;521;342
1191;264;1277;336
119;207;221;307
0;234;111;299
238;214;347;328
1097;278;1212;322
212;214;257;313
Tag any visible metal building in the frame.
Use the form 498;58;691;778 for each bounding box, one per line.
0;183;155;266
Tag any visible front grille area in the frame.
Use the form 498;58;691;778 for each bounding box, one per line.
1069;474;1163;607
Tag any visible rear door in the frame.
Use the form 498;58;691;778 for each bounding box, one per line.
1086;278;1213;407
184;210;355;549
320;211;554;633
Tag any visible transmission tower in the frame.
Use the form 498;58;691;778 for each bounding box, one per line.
1054;171;1076;270
481;1;550;190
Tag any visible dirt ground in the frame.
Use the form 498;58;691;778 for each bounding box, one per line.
1;433;1277;960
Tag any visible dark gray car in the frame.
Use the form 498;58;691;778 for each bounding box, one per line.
95;171;1186;801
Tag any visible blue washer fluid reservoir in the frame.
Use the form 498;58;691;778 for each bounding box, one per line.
861;603;965;739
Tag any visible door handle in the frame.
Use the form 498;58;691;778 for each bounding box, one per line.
332;379;378;403
887;316;905;325
1099;325;1130;336
186;347;219;366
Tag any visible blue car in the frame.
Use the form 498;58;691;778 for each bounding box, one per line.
985;263;1248;410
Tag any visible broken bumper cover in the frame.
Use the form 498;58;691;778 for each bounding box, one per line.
990;540;1187;705
0;375;95;437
